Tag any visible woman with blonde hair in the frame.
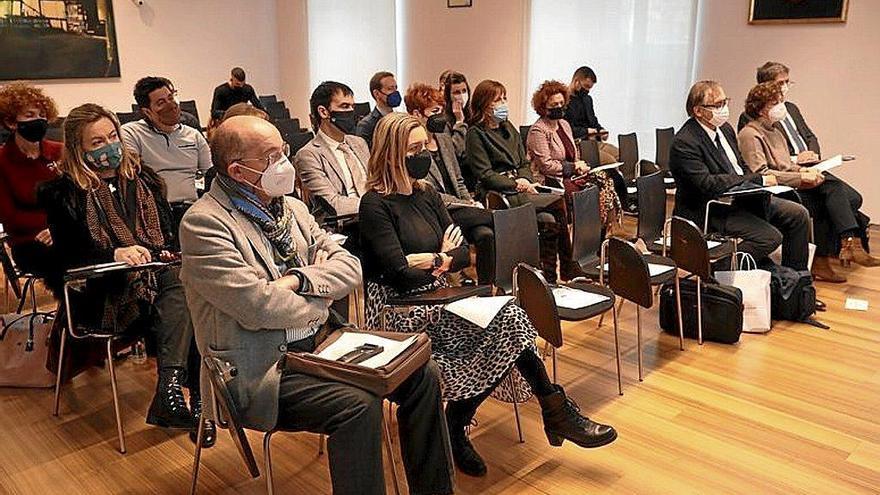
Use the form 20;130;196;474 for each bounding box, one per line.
38;103;214;447
359;112;617;478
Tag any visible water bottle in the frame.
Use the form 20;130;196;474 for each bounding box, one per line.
131;339;147;364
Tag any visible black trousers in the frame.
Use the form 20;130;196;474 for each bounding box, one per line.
713;196;810;270
799;174;866;256
10;240;64;288
277;337;454;495
449;205;495;285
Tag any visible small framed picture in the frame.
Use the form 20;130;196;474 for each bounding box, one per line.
448;0;473;8
749;0;849;25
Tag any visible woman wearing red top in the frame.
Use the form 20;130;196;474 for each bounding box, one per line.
0;83;62;279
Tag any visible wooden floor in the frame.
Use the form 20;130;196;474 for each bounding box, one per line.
1;234;878;494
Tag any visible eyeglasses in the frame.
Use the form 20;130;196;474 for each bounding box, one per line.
700;98;730;110
234;143;291;168
779;79;796;86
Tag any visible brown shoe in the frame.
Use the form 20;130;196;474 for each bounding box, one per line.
840;237;880;267
812;256;847;283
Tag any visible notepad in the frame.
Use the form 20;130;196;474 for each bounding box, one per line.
572;163;624;181
445;296;514;328
808;154;843;173
552;287;610;310
653;237;721;249
597;263;675;277
315;332;419;369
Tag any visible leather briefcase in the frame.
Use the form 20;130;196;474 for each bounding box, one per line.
282;330;432;397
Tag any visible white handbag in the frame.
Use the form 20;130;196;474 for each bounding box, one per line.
715;253;772;334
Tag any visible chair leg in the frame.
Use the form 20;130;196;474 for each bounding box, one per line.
636;306;643;382
508;374;524;443
263;432;275;495
611;305;623;395
106;338;126;454
696;276;703;345
53;326;68;416
382;413;401;495
674;273;684;351
190;409;207;495
597;299;625;328
551;347;557;384
16;278;32;314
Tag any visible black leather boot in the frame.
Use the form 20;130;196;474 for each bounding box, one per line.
146;367;193;429
539;385;617;448
448;427;487;477
188;393;216;448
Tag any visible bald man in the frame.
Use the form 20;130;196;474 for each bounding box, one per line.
178;116;453;495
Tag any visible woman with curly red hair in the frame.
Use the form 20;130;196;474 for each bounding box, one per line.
0;82;62;278
526;80;622;230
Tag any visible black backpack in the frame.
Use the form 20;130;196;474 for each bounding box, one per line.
659;279;743;344
766;263;828;328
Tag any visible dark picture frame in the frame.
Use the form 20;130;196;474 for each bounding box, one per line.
749;0;849;25
448;0;473;8
0;0;121;80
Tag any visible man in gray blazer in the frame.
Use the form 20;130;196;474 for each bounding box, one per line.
295;81;371;218
179;116;453;495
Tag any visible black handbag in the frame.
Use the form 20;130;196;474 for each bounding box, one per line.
765;264;827;328
659;279;743;344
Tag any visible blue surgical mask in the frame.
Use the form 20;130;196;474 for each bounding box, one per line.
83;141;124;170
493;103;509;122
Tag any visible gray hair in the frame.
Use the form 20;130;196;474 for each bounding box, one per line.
756;61;789;83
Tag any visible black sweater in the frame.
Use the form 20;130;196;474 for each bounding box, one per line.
564;89;603;141
210;83;264;120
359;187;469;293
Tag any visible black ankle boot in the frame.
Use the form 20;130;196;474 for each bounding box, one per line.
146;368;193;429
539;385;617;448
448;427;487;477
188;393;216;448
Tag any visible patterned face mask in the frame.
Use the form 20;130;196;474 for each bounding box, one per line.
83;141;124;170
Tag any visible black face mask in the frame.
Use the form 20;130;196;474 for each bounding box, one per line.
329;110;357;135
16;118;49;143
425;113;449;134
405;150;432;180
547;107;565;120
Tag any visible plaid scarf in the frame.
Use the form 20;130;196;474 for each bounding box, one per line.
217;175;303;270
84;176;165;331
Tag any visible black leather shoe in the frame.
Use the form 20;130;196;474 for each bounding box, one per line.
539;385;617;448
449;429;487;477
146;368;193;429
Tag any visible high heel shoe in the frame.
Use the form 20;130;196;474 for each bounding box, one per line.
840;237;880;267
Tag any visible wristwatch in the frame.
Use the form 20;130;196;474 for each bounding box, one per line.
432;253;443;270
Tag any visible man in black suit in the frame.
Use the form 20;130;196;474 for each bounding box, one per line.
670;80;810;270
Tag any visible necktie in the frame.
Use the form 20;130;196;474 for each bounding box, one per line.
714;133;736;174
781;117;807;154
338;142;366;196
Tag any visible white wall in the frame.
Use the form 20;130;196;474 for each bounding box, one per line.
25;0;282;125
694;0;880;218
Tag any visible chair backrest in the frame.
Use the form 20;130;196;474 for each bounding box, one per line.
131;103;139;113
618;132;639;181
519;125;531;150
578;139;601;167
275;118;303;142
354;102;371;122
0;236;22;298
571;186;603;271
179;99;199;122
606;237;653;308
670;216;711;279
655;127;674;172
493;204;540;293
485;191;510;210
288;130;314;155
45;117;64;142
636;171;666;243
514;263;562;348
259;95;277;107
116;111;141;125
266;101;290;120
203;356;261;478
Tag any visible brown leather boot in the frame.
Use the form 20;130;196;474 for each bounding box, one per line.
840;237;880;267
811;256;847;283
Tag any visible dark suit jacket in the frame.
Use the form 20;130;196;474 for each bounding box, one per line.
564;89;603;140
426;132;473;206
669;118;764;224
737;101;820;156
355;107;383;149
463;121;533;199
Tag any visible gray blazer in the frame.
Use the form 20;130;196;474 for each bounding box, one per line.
179;186;362;431
426;132;473;206
294;133;370;217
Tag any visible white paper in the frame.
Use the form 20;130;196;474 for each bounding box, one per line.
808;154;843;173
764;185;795;195
444;296;513;329
314;332;419;369
597;263;675;277
589;162;624;175
552;287;610;310
330;233;348;244
626;186;638;194
844;298;869;311
653;237;721;249
723;185;793;197
664;177;676;184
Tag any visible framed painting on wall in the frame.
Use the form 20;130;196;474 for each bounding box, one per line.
448;0;472;8
0;0;120;80
749;0;849;24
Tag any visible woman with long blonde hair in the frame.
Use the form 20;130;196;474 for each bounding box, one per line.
38;103;214;447
359;112;617;478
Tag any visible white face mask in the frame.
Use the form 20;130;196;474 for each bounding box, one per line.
453;92;469;107
707;104;729;127
768;102;787;122
237;156;296;197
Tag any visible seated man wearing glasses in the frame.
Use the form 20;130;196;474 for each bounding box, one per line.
669;80;810;271
179;115;454;495
122;77;212;236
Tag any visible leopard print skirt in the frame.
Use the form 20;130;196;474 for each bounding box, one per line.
365;281;537;403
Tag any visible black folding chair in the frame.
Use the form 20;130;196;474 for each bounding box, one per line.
287;130;314;156
668;217;713;346
520;125;531;151
354;102;371;122
578;139;601;168
259;95;278;107
179;100;200;123
116;111;141;125
492;204;540;294
266;101;290;120
569;186;604;281
655;127;676;189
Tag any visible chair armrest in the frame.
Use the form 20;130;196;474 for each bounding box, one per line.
387;285;492;307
